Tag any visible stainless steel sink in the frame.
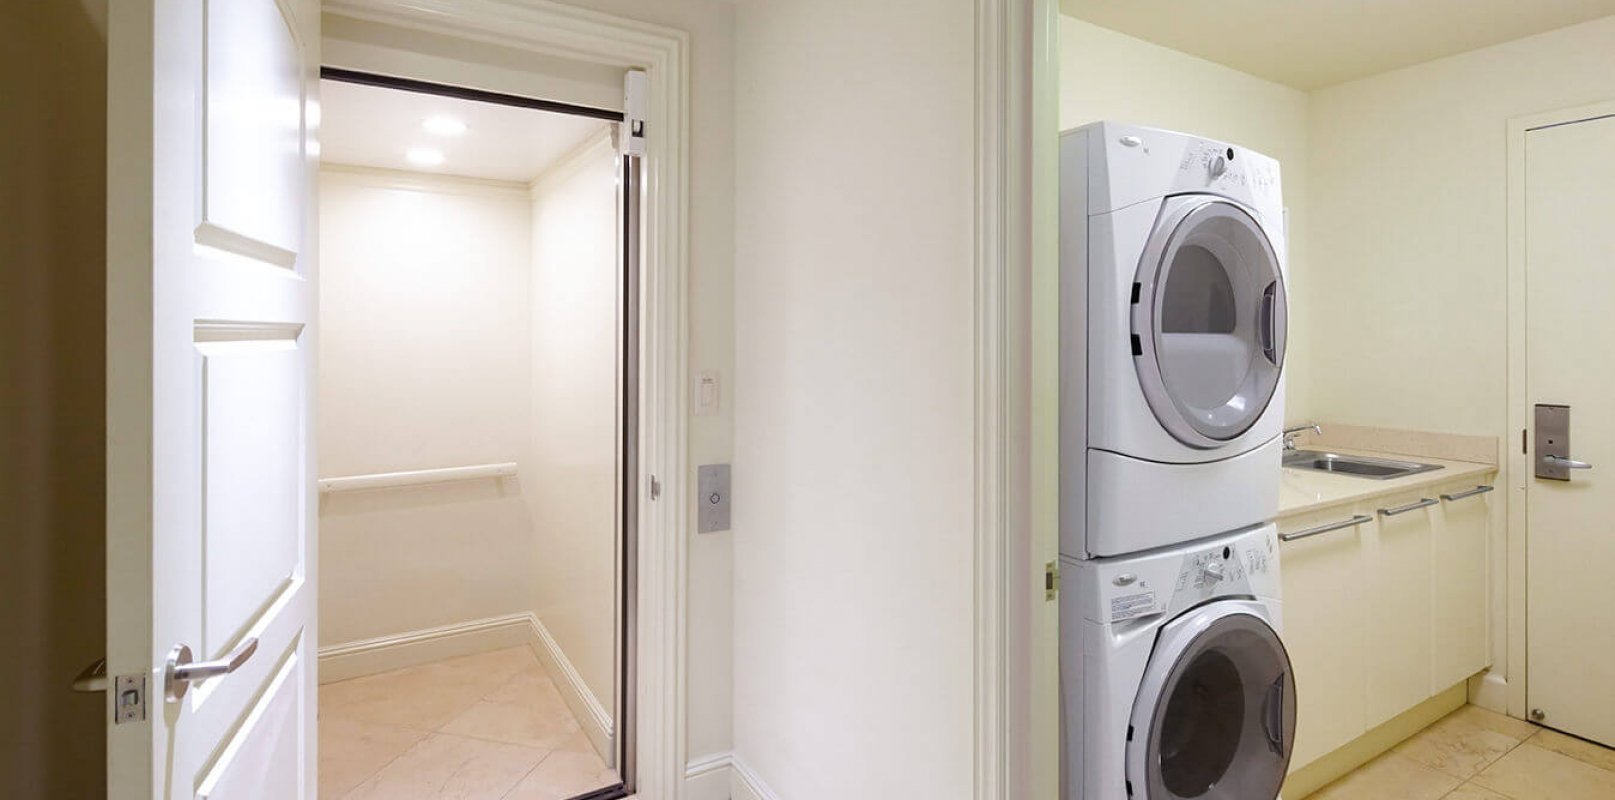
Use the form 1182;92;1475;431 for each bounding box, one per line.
1282;450;1442;480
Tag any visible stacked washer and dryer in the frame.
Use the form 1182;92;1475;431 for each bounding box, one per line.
1060;122;1298;800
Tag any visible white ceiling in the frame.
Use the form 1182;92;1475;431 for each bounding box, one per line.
319;79;610;184
1061;0;1615;89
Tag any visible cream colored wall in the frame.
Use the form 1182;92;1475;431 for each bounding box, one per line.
0;1;107;796
526;135;621;711
1059;16;1315;420
731;0;976;797
1306;16;1615;436
317;168;536;645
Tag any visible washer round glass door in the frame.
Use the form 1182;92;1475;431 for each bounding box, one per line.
1126;604;1296;800
1132;197;1286;448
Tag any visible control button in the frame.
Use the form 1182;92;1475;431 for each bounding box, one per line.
1114;573;1138;587
1119;136;1143;148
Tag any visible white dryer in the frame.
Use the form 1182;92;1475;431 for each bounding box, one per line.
1062;524;1295;800
1061;122;1289;558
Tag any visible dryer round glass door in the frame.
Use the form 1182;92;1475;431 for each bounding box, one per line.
1126;604;1296;800
1132;197;1286;448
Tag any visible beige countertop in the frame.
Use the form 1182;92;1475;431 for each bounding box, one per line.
1278;446;1497;518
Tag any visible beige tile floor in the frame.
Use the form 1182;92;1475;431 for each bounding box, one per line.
319;647;619;800
1310;705;1615;800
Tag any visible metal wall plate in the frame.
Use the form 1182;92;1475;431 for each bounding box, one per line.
1536;404;1572;481
697;464;731;534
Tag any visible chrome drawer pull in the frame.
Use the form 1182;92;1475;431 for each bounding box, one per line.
1379;498;1438;517
1279;514;1372;542
1440;485;1495;502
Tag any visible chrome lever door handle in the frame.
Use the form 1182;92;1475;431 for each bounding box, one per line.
71;657;108;693
1543;454;1593;470
165;637;258;702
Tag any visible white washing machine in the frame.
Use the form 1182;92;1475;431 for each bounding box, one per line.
1061;524;1295;800
1061;122;1289;558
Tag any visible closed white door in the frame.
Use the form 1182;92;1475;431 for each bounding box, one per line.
106;0;319;796
1525;111;1615;747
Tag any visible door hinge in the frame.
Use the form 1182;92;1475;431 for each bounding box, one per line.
649;475;661;501
114;673;147;724
1045;561;1061;601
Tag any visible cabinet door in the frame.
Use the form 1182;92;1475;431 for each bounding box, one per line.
1279;507;1370;769
1366;491;1437;727
1432;478;1494;689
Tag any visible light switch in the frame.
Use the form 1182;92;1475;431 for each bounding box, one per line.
695;371;720;416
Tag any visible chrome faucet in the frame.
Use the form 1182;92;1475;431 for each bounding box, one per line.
1283;423;1321;451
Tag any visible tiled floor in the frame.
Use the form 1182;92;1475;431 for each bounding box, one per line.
319;647;618;800
1311;705;1615;799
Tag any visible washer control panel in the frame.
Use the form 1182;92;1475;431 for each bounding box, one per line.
1069;524;1280;625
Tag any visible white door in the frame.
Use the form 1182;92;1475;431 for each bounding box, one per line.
1525;111;1615;747
106;0;319;796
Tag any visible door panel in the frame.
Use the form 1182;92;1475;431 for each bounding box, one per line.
1431;482;1491;689
107;0;319;795
1526;113;1615;747
1365;495;1433;727
1278;507;1368;768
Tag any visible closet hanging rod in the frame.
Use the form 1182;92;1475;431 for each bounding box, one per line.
318;462;518;494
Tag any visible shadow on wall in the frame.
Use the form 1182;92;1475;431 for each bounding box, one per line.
0;0;109;797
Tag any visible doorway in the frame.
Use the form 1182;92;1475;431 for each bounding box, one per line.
313;70;639;800
1511;104;1615;749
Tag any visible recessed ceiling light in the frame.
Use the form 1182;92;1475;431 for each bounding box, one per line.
406;146;445;166
423;115;467;136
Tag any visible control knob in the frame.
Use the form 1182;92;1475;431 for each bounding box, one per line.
1201;560;1225;583
1207;154;1228;180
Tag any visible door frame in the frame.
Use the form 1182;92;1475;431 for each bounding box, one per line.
322;0;690;795
973;0;1058;798
1500;98;1615;721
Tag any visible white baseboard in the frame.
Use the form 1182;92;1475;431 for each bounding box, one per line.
525;613;615;763
683;751;735;800
317;613;534;684
730;754;780;800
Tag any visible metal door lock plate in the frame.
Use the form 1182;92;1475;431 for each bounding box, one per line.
115;674;147;724
1536;404;1573;480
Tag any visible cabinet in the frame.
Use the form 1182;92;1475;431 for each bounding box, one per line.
1277;474;1494;771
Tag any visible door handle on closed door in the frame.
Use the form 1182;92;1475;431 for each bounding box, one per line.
164;637;257;702
71;657;108;693
1543;454;1593;470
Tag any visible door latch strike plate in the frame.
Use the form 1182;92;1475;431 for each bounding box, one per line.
114;674;147;724
1045;561;1060;601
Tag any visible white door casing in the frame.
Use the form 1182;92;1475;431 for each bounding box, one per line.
1522;110;1615;747
107;0;320;796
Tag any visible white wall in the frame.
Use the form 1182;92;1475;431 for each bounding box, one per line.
526;134;621;713
731;1;977;797
1059;17;1315;421
318;167;536;645
1306;16;1615;437
0;1;107;796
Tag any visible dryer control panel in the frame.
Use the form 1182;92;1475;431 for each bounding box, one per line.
1068;121;1284;226
1066;523;1281;625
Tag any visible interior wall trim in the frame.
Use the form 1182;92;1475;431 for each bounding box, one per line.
728;754;781;800
680;751;733;800
316;612;534;683
527;613;615;760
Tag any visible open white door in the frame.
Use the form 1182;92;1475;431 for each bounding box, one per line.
106;0;319;797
